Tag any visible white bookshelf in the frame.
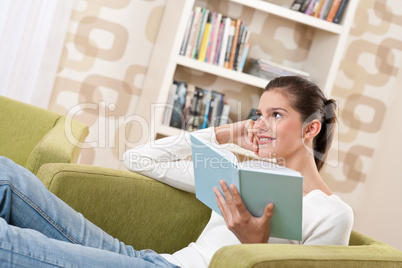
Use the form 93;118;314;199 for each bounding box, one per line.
230;0;344;34
134;0;358;149
176;55;269;88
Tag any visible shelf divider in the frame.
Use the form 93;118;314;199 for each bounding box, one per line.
230;0;343;34
175;55;269;88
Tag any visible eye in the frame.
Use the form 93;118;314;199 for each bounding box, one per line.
251;112;263;121
273;112;282;119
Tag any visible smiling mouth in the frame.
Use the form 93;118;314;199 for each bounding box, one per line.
258;136;276;143
259;137;275;141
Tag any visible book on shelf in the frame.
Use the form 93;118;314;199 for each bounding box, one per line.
290;0;348;23
185;7;202;58
198;12;213;62
190;134;303;241
290;0;306;11
318;0;333;19
218;103;231;126
180;7;250;71
247;59;311;81
169;81;187;129
206;12;222;64
194;8;209;59
224;20;236;69
163;83;178;126
218;17;232;67
304;0;318;16
180;10;194;56
333;0;349;24
229;19;242;69
164;81;231;131
326;0;342;22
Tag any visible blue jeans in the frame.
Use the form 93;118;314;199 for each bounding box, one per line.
0;156;179;268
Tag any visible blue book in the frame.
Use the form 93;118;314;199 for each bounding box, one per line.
190;134;303;241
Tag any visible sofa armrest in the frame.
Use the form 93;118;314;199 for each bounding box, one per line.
26;117;89;174
37;163;211;254
210;234;402;268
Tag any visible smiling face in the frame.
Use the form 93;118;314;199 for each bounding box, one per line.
253;89;305;161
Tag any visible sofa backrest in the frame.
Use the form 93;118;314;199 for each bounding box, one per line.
0;95;61;167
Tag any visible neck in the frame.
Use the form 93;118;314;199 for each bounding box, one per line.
281;149;332;196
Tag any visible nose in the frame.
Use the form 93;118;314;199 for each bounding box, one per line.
253;116;270;132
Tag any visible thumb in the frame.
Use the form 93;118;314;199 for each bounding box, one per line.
263;203;274;221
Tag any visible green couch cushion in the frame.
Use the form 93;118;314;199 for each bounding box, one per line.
39;163;212;254
0;96;60;167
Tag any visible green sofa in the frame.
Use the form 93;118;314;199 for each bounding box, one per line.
0;95;89;174
37;163;402;267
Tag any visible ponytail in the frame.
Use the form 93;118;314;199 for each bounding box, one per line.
313;99;337;171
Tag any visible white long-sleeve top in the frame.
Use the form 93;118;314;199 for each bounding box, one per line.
123;128;354;268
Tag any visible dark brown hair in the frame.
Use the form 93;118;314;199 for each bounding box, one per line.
264;76;337;171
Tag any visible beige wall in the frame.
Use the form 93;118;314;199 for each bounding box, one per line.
354;86;402;250
48;0;402;250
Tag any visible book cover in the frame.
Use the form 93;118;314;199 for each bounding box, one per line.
304;0;316;15
218;17;232;67
185;7;202;58
333;0;349;24
207;13;222;64
193;9;210;59
180;10;195;56
169;81;187;129
290;0;306;11
162;83;177;126
318;0;332;19
199;90;212;129
218;103;231;126
190;135;303;241
237;30;250;72
299;0;312;13
224;20;236;69
313;0;325;17
183;83;196;129
213;18;225;65
233;21;245;71
209;91;224;127
198;12;213;62
325;0;342;22
229;19;242;70
192;87;205;130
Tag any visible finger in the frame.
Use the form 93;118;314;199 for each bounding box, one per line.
253;136;259;156
219;180;233;204
229;184;250;216
262;203;274;221
213;187;231;221
219;181;240;216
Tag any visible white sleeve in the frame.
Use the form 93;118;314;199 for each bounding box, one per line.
123;127;218;193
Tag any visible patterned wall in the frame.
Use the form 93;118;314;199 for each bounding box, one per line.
48;0;401;248
321;0;402;208
48;0;166;169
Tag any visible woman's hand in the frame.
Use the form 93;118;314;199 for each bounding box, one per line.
213;180;274;244
215;120;259;155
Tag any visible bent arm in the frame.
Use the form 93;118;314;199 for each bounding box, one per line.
123;127;218;192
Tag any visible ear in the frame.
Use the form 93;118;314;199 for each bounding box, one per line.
303;119;321;141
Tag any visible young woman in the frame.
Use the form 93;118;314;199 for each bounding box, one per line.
0;76;353;267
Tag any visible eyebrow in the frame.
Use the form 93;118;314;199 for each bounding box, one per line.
256;107;288;114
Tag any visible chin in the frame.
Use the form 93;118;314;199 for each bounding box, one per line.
256;149;277;160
